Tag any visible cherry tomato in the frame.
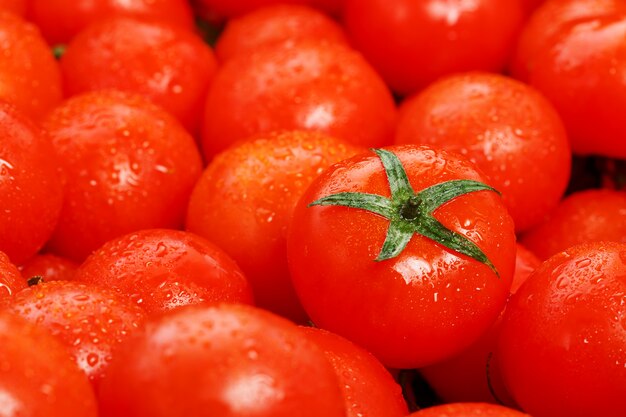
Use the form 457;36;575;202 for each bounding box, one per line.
288;146;516;368
19;254;79;282
409;403;530;416
98;304;347;417
0;101;63;264
195;0;324;21
43;90;202;262
343;0;525;95
499;242;626;417
75;229;253;315
61;17;218;133
0;312;98;417
201;38;397;160
0;251;25;306
186;131;361;322
0;0;25;15
395;72;571;232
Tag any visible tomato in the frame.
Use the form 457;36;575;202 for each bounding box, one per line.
0;0;25;15
0;11;62;121
521;189;626;260
19;254;78;282
215;4;347;63
302;327;408;417
75;229;253;315
0;102;63;264
523;0;547;14
201;38;397;160
0;251;25;306
43;90;202;262
61;17;218;133
195;0;325;21
395;72;571;232
0;312;98;417
343;0;525;95
498;242;626;417
288;146;516;368
186;131;361;322
409;403;530;416
27;0;194;45
98;304;347;417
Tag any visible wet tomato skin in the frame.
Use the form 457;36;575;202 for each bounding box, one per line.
0;251;25;306
19;254;79;283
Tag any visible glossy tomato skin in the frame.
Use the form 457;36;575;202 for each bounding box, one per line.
0;0;25;15
288;146;516;368
498;242;626;417
0;102;64;264
344;0;525;95
75;229;253;315
302;327;408;417
19;254;79;282
0;251;25;306
61;17;218;133
186;131;361;322
43;90;202;262
0;312;98;417
0;11;62;121
98;304;347;417
409;403;530;416
201;38;397;160
395;72;571;232
28;0;194;44
521;189;626;260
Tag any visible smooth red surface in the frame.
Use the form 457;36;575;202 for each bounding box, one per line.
409;403;530;416
201;38;397;160
19;254;79;282
75;229;253;315
43;90;202;262
0;251;25;306
195;0;314;20
0;0;25;15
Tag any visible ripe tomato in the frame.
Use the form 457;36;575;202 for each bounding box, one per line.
0;251;25;305
186;131;361;322
409;403;530;416
0;312;98;417
75;229;253;315
19;254;78;282
0;0;25;15
0;11;62;121
61;17;218;133
0;102;63;264
215;4;347;63
499;242;626;417
395;72;571;232
195;0;323;21
343;0;525;95
43;90;202;262
288;146;516;368
98;304;347;417
201;38;397;160
523;0;546;14
521;189;626;260
27;0;194;44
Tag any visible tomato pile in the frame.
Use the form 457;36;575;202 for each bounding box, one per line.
0;1;625;416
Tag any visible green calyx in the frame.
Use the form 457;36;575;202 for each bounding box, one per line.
308;148;500;276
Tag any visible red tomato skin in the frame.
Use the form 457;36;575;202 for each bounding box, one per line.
98;304;347;417
75;229;253;315
186;131;361;322
409;403;530;416
288;146;516;368
499;242;626;417
43;90;202;262
0;0;25;15
395;72;571;232
61;17;218;133
0;11;62;121
19;254;79;282
195;0;312;20
201;38;397;160
521;189;626;260
27;0;194;44
0;251;25;305
0;312;98;417
302;327;408;417
0;102;64;264
344;0;525;95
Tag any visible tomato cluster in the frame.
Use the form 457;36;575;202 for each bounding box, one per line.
1;1;625;416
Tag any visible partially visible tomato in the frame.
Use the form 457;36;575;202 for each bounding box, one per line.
194;0;336;21
409;403;530;416
0;251;25;306
523;0;547;14
19;254;78;282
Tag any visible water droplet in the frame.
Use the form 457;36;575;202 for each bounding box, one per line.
87;353;99;366
575;258;591;268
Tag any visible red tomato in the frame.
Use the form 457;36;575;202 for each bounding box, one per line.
409;403;530;416
98;304;347;417
43;90;202;262
0;312;98;417
521;189;626;260
61;17;218;133
19;253;79;282
215;4;348;63
0;251;25;305
343;0;525;95
0;11;62;121
0;102;63;264
523;0;547;13
395;72;571;232
186;131;361;322
195;0;317;21
27;0;194;44
288;146;516;368
302;327;408;417
499;242;626;417
201;38;397;160
75;229;253;315
0;0;25;15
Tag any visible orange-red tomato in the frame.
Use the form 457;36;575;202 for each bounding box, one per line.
0;251;25;305
19;254;79;282
0;0;25;15
409;403;530;417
